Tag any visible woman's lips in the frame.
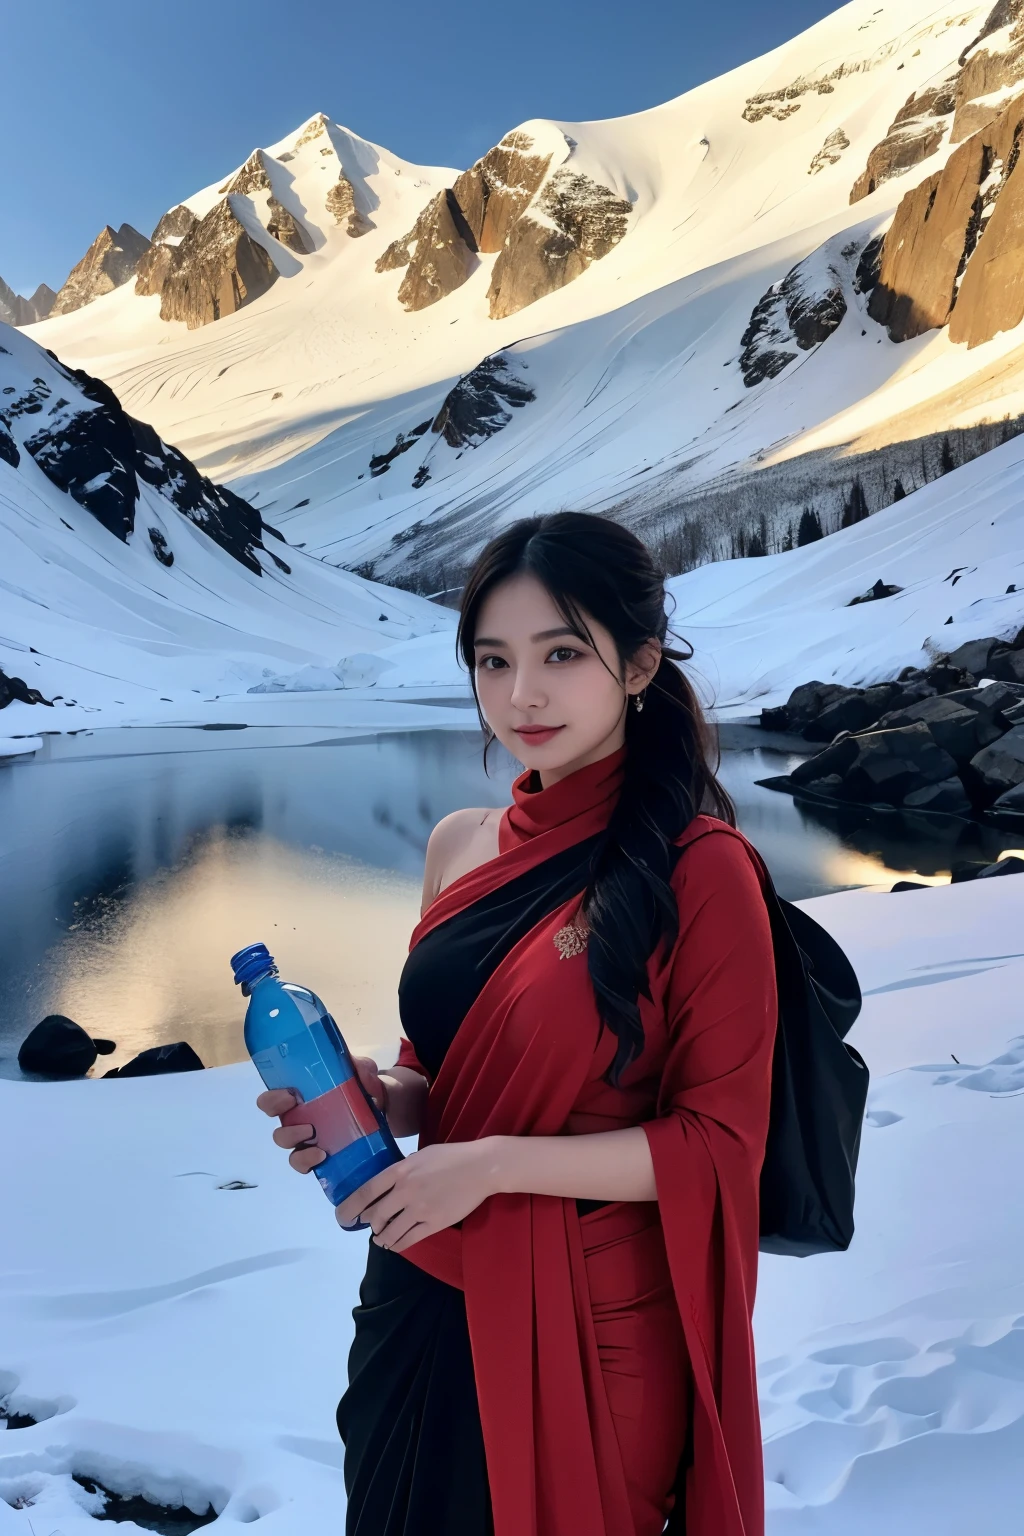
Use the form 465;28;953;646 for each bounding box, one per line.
513;725;565;745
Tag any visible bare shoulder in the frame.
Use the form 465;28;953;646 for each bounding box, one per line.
421;806;504;913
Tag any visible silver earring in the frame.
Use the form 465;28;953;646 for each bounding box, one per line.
633;689;647;713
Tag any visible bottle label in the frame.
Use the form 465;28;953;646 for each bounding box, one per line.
281;1078;380;1158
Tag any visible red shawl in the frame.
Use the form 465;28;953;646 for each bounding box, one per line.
396;749;776;1536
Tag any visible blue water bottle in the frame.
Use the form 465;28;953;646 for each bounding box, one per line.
230;942;402;1228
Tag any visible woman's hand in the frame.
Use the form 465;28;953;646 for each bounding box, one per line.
335;1139;502;1252
256;1088;325;1174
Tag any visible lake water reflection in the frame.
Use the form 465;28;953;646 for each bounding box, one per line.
1;728;1019;1079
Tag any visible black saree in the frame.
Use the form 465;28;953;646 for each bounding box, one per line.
337;835;603;1536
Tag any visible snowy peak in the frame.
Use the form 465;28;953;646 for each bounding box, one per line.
50;223;151;316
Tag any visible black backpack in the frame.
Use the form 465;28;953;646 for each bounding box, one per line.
757;874;869;1256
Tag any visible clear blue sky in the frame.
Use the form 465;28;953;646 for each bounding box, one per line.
1;0;840;296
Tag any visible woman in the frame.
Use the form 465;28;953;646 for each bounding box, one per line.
258;513;777;1536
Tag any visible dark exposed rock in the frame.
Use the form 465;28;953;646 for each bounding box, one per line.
487;169;632;319
850;85;952;204
266;198;313;254
105;1041;205;1077
992;779;1024;813
0;276;56;326
160;198;279;329
377;190;477;311
151;204;198;243
739;247;847;387
760;679;854;734
368;418;432;477
432;351;536;447
3;342;275;573
51;224;152;316
72;1472;217;1532
452;131;553;252
942;636;1001;674
134;241;176;298
874;695;992;762
0;417;19;466
221;149;272;195
149;526;174;566
847;578;903;605
803;682;905;742
969;723;1024;799
902;775;973;813
853;235;884;295
795;721;960;805
18;1015;97;1077
0;668;53;709
988;647;1024;682
951;853;1024;880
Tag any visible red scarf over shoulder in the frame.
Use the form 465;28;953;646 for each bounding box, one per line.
396;750;776;1536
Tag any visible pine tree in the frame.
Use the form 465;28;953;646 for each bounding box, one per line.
939;435;956;476
841;478;870;527
892;478;907;502
797;507;823;546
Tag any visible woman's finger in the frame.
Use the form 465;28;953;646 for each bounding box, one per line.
256;1088;297;1116
289;1146;326;1174
273;1123;315;1150
335;1166;400;1228
365;1188;406;1234
386;1219;429;1253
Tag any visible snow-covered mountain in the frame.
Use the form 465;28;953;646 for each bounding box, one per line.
0;322;451;729
17;0;1024;597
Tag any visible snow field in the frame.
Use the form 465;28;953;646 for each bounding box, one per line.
0;873;1022;1533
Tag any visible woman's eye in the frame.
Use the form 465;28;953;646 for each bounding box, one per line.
478;655;508;671
548;647;581;663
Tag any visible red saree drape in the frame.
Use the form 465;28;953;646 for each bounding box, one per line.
395;750;776;1536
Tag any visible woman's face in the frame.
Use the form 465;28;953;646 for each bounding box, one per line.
471;573;658;783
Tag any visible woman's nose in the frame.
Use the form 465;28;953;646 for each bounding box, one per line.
510;665;547;710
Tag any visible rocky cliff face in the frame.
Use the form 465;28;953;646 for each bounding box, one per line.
151;205;197;243
324;174;371;235
377;128;632;317
158;198;279;329
487;168;632;319
850;81;957;203
220;150;273;196
952;0;1024;140
869;89;1024;347
50;224;151;316
0;278;56;327
451;131;553;252
265;197;314;253
375;189;478;310
0;327;278;571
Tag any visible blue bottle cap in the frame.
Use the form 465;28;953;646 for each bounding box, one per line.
230;942;277;988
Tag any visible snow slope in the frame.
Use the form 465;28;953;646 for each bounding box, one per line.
0;322;454;734
28;1;1024;582
0;873;1021;1533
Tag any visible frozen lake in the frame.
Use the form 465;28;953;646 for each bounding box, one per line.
0;727;1017;1078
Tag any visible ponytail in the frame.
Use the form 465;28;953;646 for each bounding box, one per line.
458;513;734;1085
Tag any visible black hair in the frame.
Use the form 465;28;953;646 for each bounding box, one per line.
457;512;735;1083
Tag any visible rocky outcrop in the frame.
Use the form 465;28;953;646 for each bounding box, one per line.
325;174;372;236
376;189;478;311
849;80;956;203
104;1041;204;1077
868;90;1024;345
759;645;1024;819
159;198;278;328
0;668;52;708
452;131;553;252
377;130;631;318
1;339;278;573
487;169;631;319
151;204;197;242
0;277;56;326
220;149;272;196
739;241;848;387
953;0;1024;140
808;129;849;176
17;1015;114;1078
50;223;151;316
432;351;536;447
266;198;313;253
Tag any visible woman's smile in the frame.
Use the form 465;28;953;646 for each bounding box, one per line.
513;724;565;744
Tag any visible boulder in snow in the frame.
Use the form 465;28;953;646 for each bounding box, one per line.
18;1016;100;1078
105;1042;205;1078
968;723;1024;800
